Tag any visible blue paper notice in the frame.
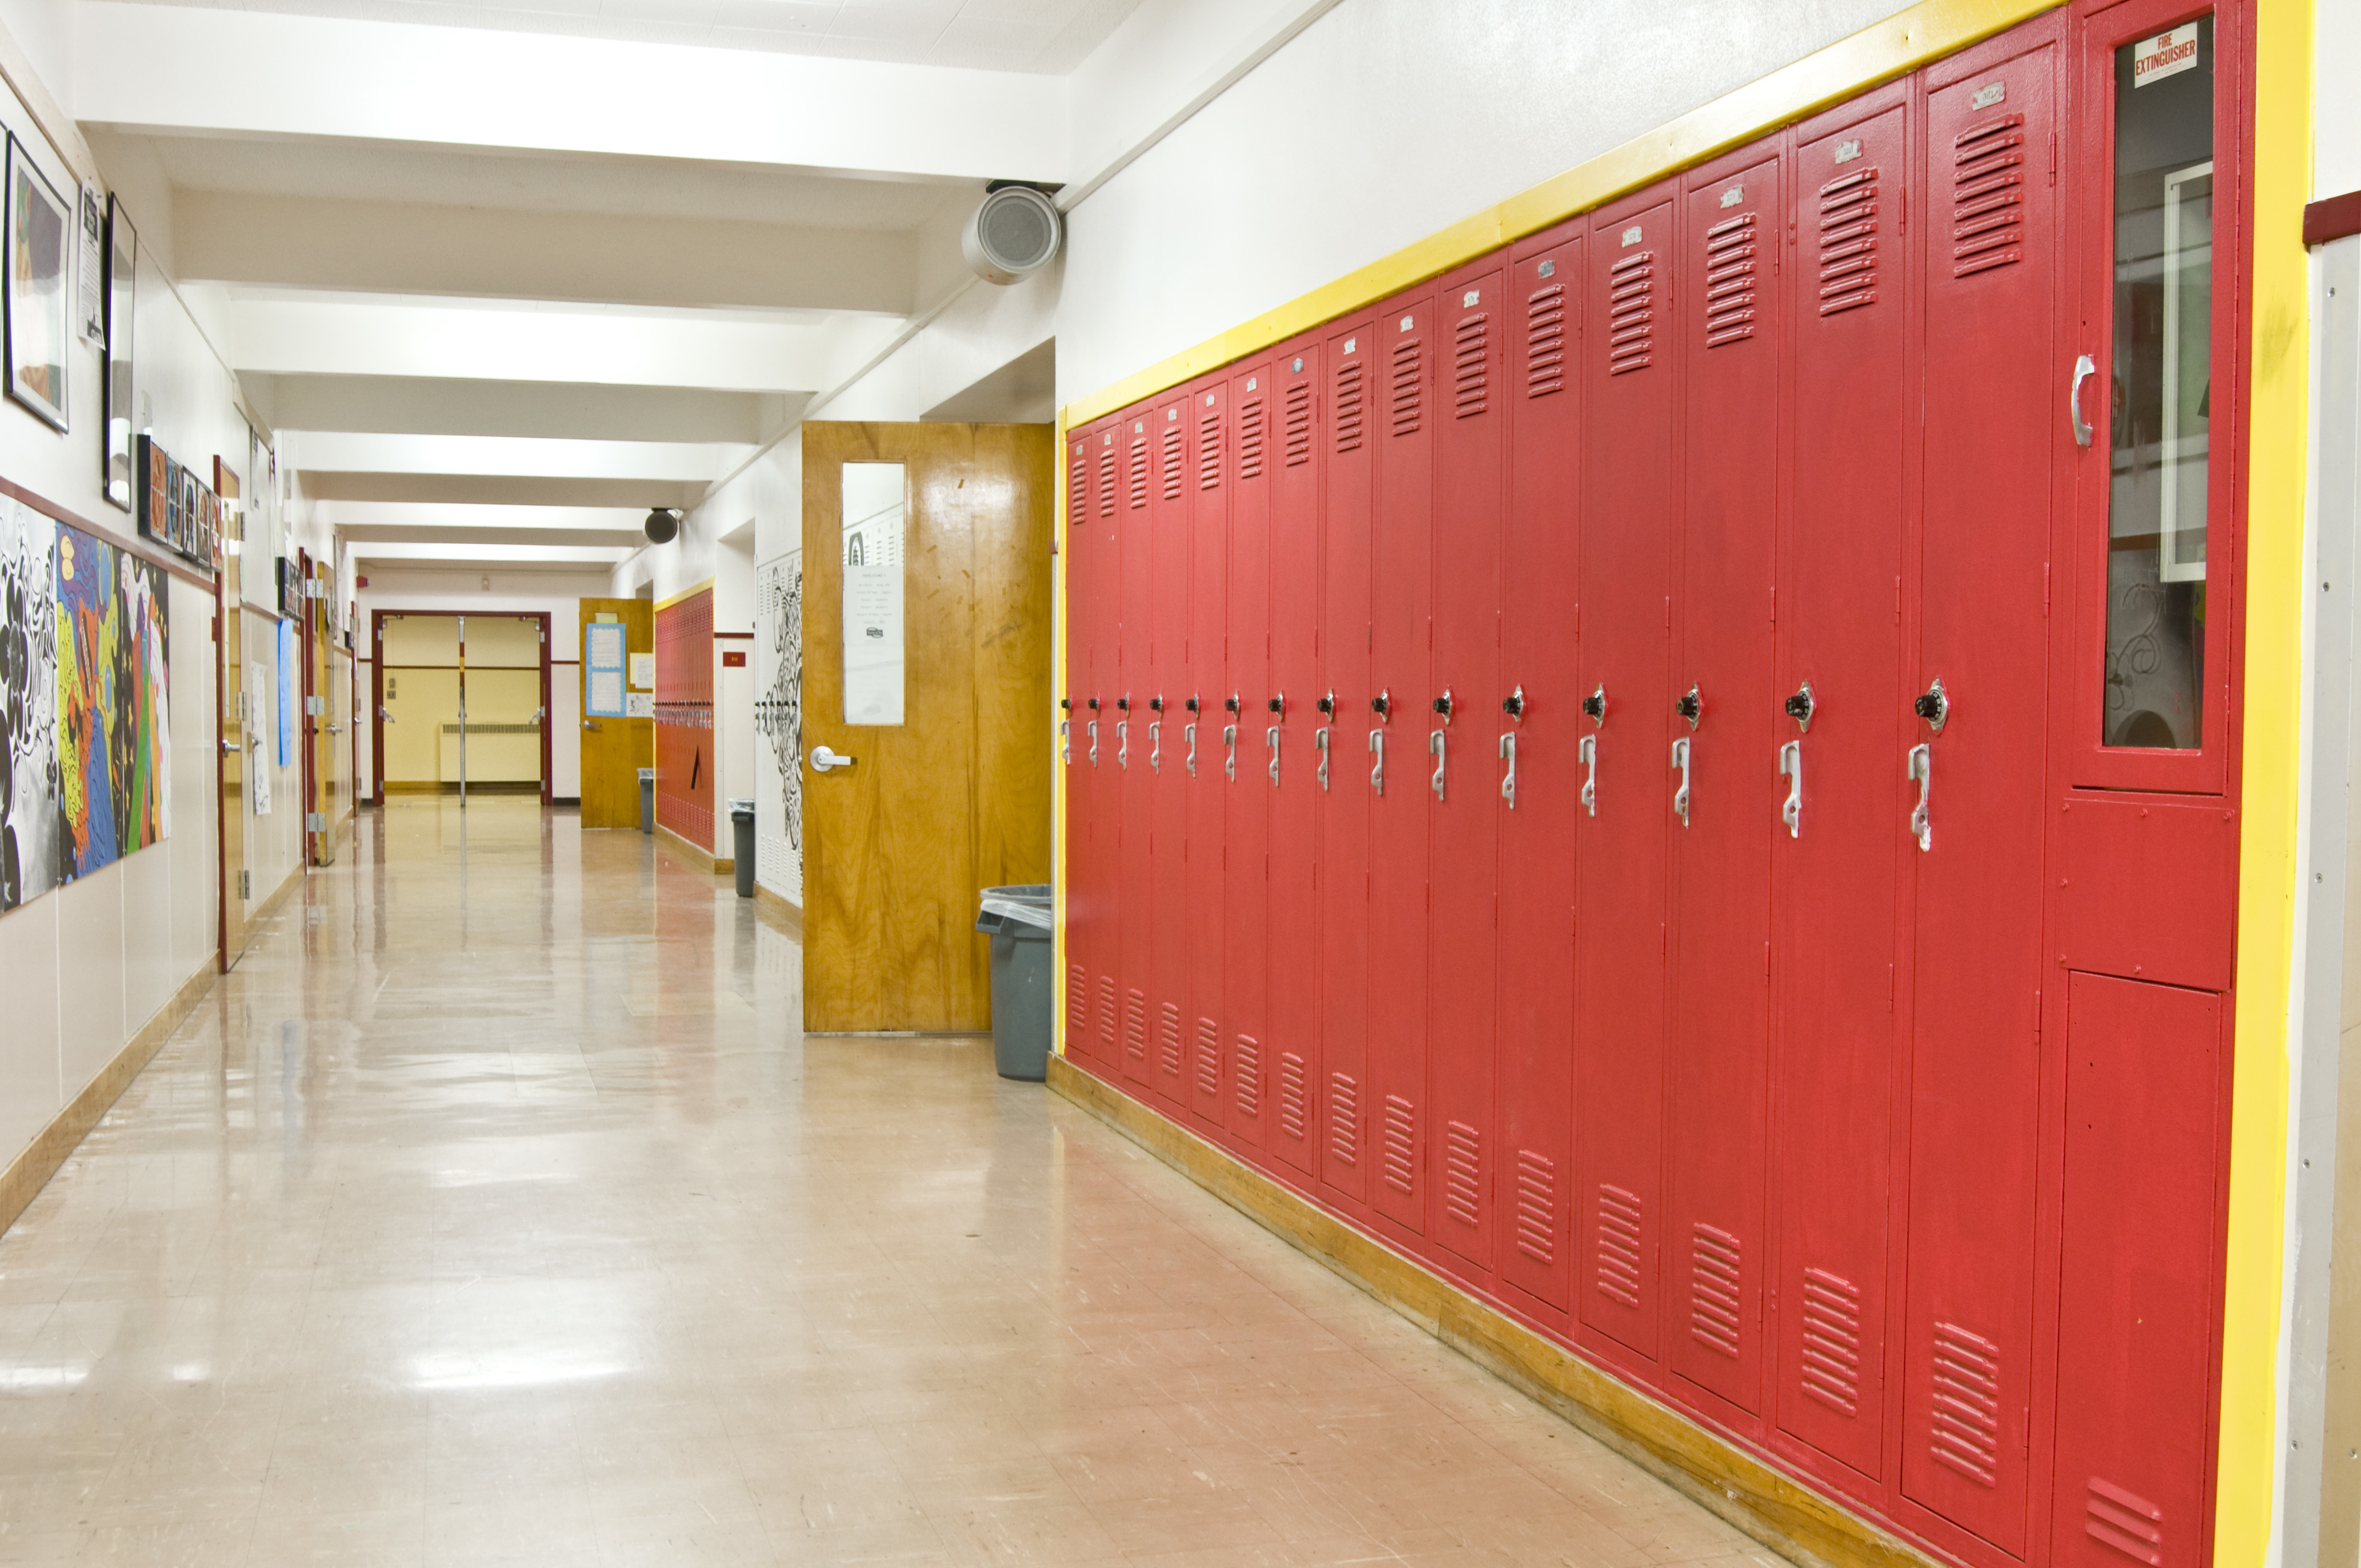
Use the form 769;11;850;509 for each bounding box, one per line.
278;618;296;769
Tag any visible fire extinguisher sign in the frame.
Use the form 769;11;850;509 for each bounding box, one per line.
2132;23;2200;86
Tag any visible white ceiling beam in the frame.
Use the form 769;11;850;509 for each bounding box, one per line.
249;376;793;444
315;502;648;532
73;3;1070;183
344;541;637;564
281;433;745;482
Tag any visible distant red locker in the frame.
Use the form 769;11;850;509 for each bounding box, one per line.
1118;413;1155;1087
1186;380;1231;1130
1267;340;1325;1177
1147;396;1194;1111
1224;360;1275;1149
1063;427;1095;1063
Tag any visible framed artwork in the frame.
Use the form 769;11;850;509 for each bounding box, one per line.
4;133;70;433
104;199;135;509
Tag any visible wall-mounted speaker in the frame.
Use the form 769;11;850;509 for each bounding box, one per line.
962;184;1063;286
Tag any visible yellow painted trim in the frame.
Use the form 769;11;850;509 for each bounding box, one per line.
1052;408;1070;1057
653;576;716;613
2219;0;2313;1562
1059;0;2062;432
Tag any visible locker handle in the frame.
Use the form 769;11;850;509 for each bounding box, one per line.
1088;719;1099;767
1315;727;1331;791
1780;739;1802;838
1267;726;1282;787
1429;729;1447;801
1060;718;1071;766
1579;734;1597;816
1222;723;1238;780
1498;732;1517;810
2070;353;2097;448
1671;736;1691;827
1184;722;1198;777
1117;718;1129;769
1908;743;1933;852
1149;719;1161;773
1369;729;1385;796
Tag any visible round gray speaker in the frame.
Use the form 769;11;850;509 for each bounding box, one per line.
962;186;1062;285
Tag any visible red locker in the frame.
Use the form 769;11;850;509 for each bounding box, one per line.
1267;339;1325;1177
1367;288;1435;1237
1118;414;1155;1087
1497;226;1583;1314
1427;259;1509;1276
1771;90;1913;1485
1076;421;1124;1071
1148;395;1194;1110
1664;146;1780;1418
1187;380;1231;1130
1573;186;1678;1362
1063;428;1093;1061
1320;317;1379;1211
1900;28;2064;1551
1225;360;1275;1149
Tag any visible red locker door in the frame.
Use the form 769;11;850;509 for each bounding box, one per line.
1772;89;1911;1485
1367;289;1435;1236
1267;340;1324;1178
1088;426;1124;1068
1149;396;1194;1110
1118;413;1155;1087
1898;28;2063;1551
1573;187;1677;1362
1664;148;1779;1418
1427;259;1508;1276
1062;429;1090;1060
1225;361;1275;1149
2049;975;2224;1568
1320;318;1378;1211
1497;227;1582;1315
1187;381;1230;1130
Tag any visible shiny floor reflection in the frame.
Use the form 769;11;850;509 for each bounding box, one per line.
0;799;1774;1566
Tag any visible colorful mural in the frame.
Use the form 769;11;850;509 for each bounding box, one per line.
1;500;60;910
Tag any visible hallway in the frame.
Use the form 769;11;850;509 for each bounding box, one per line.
0;801;1766;1567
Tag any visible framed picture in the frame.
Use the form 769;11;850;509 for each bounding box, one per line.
104;199;135;509
4;133;70;433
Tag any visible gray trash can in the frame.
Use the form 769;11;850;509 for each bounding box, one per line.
976;884;1053;1081
638;769;655;835
728;798;755;898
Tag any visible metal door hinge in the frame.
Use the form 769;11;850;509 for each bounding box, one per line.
306;812;326;832
239;870;251;900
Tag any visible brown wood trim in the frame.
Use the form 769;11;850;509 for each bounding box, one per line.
655;821;732;876
0;955;219;1238
2306;190;2361;247
0;472;214;592
713;630;755;639
1047;1053;1948;1568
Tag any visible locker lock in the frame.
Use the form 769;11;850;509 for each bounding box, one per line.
1088;697;1100;711
1370;689;1391;719
1186;696;1201;714
1149;695;1164;712
1582;685;1607;723
1783;682;1815;733
1913;677;1950;734
1317;692;1335;716
1501;686;1525;721
1268;693;1285;717
1676;687;1702;729
1060;698;1071;712
1225;694;1240;715
1433;689;1453;720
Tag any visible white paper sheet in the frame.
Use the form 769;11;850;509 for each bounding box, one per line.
840;463;905;726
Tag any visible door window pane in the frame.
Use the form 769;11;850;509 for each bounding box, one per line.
2103;15;2213;750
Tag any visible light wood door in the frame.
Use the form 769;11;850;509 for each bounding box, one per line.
213;460;244;971
308;558;336;864
577;598;653;829
801;422;1052;1033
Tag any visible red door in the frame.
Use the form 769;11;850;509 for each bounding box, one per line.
1320;318;1378;1211
1497;225;1583;1315
1664;145;1780;1419
1898;26;2064;1551
1573;185;1677;1363
1149;395;1194;1110
1772;88;1912;1486
1074;421;1124;1071
1267;339;1324;1177
1224;361;1275;1149
1367;288;1435;1237
1118;415;1155;1087
1063;429;1096;1063
1427;259;1508;1276
1187;382;1231;1129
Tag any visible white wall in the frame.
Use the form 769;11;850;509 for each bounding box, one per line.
2320;0;2358;203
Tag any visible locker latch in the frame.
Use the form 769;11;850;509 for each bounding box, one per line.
1677;686;1702;730
1582;685;1607;724
1060;717;1071;765
1908;743;1934;851
1913;676;1949;734
1579;735;1598;817
1318;693;1335;716
1149;720;1161;772
1502;686;1525;722
1433;689;1454;722
1370;689;1391;721
1087;720;1099;766
1223;722;1237;781
1498;732;1516;809
1784;681;1815;733
1429;729;1447;801
1369;729;1385;795
1315;727;1331;791
1780;740;1803;838
1267;725;1282;787
1184;722;1197;777
1671;736;1692;826
1269;693;1285;718
1117;718;1129;769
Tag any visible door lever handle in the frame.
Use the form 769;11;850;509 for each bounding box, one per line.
1184;721;1198;777
2070;353;2097;447
1908;743;1933;851
1429;729;1447;801
1267;725;1281;786
1579;734;1597;816
221;738;241;754
1315;727;1331;791
1149;719;1161;773
1368;728;1385;795
1498;732;1517;810
1671;736;1691;826
1780;739;1802;838
1223;723;1237;781
810;744;856;773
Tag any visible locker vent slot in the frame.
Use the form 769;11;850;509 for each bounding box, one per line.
1096;975;1117;1053
1514;1151;1555;1264
1799;1267;1864;1415
1703;212;1759;347
1381;1096;1416;1195
1233;1035;1260;1117
1596;1184;1644;1308
1157;1001;1183;1080
1128;437;1149;510
1284;382;1313;467
1066;963;1087;1037
1928;1320;2003;1488
1390;339;1423;435
1097;447;1117;517
2085;1478;2166;1566
1817;167;1881;316
1444;1121;1481;1228
1452;312;1490;418
1606;250;1655;375
1239;399;1265;480
1277;1051;1308;1140
1195;1017;1220;1099
1329;1072;1358;1166
1951;113;2026;277
1525;282;1566;397
1689;1224;1744;1359
1161;425;1184;500
1334;363;1364;453
1068;451;1087;529
1199;412;1222;489
1123;988;1148;1061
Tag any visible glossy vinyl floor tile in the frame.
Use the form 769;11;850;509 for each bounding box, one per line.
0;799;1784;1567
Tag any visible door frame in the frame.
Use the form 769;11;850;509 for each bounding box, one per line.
369;608;553;805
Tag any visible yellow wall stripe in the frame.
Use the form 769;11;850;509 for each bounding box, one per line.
652;576;714;613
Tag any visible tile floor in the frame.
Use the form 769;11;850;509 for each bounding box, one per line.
0;798;1780;1566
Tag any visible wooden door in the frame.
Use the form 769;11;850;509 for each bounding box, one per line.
801;421;1052;1033
576;598;653;828
307;556;336;864
213;459;245;971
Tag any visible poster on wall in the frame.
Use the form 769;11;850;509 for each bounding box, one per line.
276;617;295;769
102;198;135;511
584;621;626;717
4;133;72;433
1;500;59;910
248;662;271;817
56;524;168;875
75;182;102;346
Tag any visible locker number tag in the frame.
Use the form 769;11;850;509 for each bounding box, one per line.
1538;260;1555;278
1344;338;1356;353
1720;186;1744;208
1620;225;1644;247
1463;290;1480;307
1400;317;1413;331
1971;79;2008;108
1835;139;1863;164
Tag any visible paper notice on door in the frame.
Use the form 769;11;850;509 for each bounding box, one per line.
840;462;906;726
627;692;654;718
248;661;272;816
585;622;627;717
629;651;655;689
588;669;624;716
